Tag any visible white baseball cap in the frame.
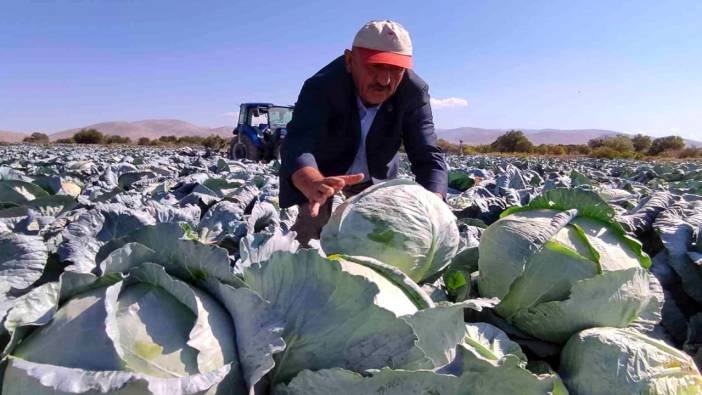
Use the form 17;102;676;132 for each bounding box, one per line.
352;20;413;69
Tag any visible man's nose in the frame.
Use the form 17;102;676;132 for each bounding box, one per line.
376;69;391;86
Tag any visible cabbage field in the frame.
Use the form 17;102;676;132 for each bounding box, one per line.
1;144;702;394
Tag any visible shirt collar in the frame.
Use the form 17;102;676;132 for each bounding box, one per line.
356;95;381;117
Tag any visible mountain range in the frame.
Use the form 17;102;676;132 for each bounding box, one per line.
48;120;233;141
1;119;699;147
0;130;30;143
436;127;701;147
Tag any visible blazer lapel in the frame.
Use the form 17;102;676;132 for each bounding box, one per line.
366;96;396;150
346;76;362;156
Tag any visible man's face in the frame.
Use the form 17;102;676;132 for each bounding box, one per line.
344;49;406;106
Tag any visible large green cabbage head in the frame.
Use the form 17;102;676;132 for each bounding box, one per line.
477;189;656;343
560;327;702;395
321;179;460;283
1;224;284;395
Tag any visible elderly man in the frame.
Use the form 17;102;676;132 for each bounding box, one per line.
280;20;448;245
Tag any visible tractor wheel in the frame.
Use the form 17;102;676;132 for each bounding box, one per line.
228;138;238;159
232;134;260;161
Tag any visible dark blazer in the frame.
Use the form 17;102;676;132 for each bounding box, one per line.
279;55;448;209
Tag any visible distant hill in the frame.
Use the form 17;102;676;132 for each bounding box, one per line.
0;130;28;143
1;120;698;147
48;119;233;141
436;127;701;147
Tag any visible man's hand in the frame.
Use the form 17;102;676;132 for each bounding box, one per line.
292;167;365;217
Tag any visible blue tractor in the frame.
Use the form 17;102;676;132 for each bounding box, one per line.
228;103;294;161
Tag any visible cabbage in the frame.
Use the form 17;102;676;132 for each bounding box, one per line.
477;189;656;343
241;249;436;385
330;254;434;316
560;327;702;395
275;322;567;395
1;224;285;395
321;180;460;283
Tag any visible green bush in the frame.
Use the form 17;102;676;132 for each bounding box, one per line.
72;128;104;144
158;135;178;145
490;130;533;153
474;144;493;154
631;134;652;152
560;144;591;155
23;132;50;143
534;144;569;156
55;138;75;144
202;134;227;150
461;145;479;155
177;136;205;146
588;135;634;153
590;146;633;159
678;148;702;158
105;135;132;145
137;137;151;146
648;135;685;156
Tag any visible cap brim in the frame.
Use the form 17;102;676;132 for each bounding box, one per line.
355;47;412;69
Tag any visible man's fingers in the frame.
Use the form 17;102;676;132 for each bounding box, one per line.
322;177;346;190
336;173;365;186
309;201;320;217
317;183;335;198
325;173;365;189
307;184;335;218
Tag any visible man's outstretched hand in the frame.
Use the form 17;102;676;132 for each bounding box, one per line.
292;167;365;217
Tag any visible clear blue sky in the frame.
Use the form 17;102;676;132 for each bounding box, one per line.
1;0;700;139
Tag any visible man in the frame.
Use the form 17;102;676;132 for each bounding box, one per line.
280;20;448;245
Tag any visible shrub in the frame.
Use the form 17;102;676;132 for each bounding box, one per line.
548;145;566;156
590;146;633;159
631;134;652;152
676;148;702;159
177;136;205;146
137;137;151;146
55;138;75;144
22;132;50;143
104;135;132;145
202;134;227;150
648;136;685;156
490;130;533;153
560;144;591;155
158;135;178;145
475;144;493;154
72;128;104;144
588;135;634;153
575;144;592;155
533;144;567;156
461;145;478;155
533;145;548;155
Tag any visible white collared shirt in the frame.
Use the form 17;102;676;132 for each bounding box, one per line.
346;96;381;181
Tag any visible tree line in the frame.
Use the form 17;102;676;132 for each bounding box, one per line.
437;130;701;159
13;128;701;159
19;128;229;150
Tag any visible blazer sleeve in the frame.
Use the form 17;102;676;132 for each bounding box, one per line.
279;80;331;207
283;80;333;171
401;84;449;196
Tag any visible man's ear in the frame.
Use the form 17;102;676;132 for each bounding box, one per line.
343;49;352;73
